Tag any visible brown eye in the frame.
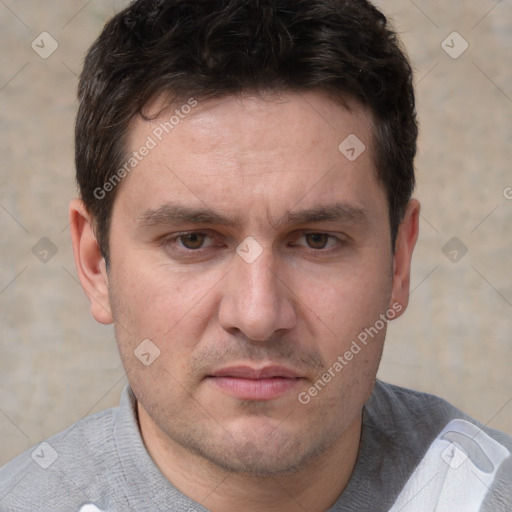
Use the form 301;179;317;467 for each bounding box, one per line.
305;233;329;249
179;233;207;249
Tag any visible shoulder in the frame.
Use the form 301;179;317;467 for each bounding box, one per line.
0;386;196;512
369;379;466;421
369;380;512;449
369;381;512;512
0;406;119;512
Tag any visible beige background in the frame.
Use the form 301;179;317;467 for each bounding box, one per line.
1;0;511;466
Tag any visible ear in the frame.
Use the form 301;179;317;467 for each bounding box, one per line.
69;198;113;325
389;199;420;317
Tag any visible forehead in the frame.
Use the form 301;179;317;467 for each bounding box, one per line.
139;90;373;161
115;91;385;230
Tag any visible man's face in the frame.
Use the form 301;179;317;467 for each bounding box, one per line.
93;92;414;474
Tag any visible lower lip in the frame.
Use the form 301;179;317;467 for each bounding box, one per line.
208;376;302;400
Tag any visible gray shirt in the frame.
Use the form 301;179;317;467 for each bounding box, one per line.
1;381;511;511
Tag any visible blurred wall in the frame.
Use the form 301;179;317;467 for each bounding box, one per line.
1;0;511;465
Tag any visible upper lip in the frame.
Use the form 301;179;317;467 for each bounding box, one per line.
209;365;302;379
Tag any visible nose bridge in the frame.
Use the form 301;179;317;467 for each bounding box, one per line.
219;245;295;340
241;250;278;307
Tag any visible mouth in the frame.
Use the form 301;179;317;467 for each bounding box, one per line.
206;365;304;401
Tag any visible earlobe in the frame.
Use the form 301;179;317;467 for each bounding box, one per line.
69;198;113;325
390;199;420;316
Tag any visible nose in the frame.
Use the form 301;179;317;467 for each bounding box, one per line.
218;246;297;341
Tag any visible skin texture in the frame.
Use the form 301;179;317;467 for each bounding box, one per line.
70;91;420;512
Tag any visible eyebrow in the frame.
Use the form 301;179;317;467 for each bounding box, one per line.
284;203;368;226
136;202;369;229
136;204;241;228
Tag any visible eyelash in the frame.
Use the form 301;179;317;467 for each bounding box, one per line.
161;231;347;256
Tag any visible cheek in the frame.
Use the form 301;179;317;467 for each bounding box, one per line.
111;259;226;346
292;258;392;333
295;268;391;409
109;263;216;400
288;262;392;386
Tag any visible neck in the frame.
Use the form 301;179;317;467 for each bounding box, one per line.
138;404;362;512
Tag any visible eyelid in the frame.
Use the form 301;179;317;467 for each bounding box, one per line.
156;231;214;258
162;230;216;241
293;229;347;241
292;231;346;249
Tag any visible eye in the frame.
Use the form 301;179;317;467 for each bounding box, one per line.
304;233;330;249
178;232;209;250
160;231;226;261
288;231;351;256
162;231;219;255
293;232;342;251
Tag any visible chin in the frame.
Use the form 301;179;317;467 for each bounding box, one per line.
186;422;335;476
